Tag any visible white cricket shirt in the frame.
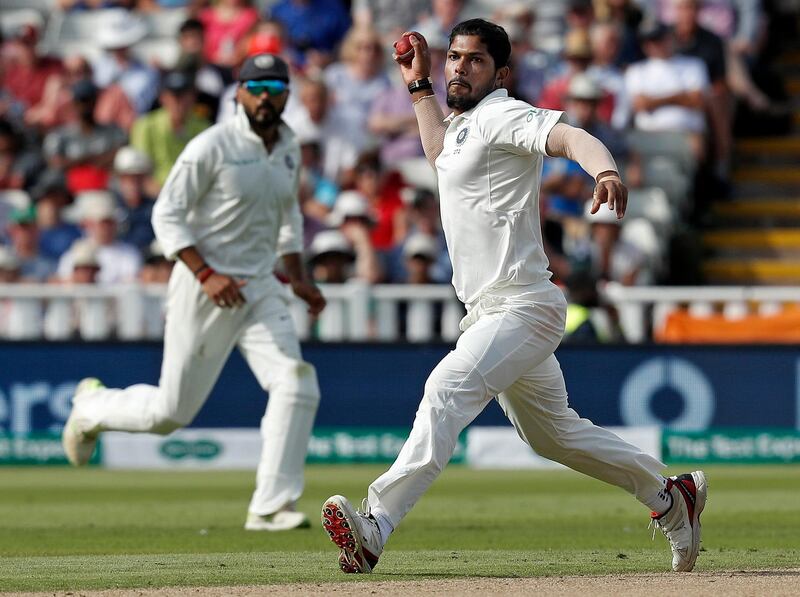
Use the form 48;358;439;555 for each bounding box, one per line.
152;105;303;280
435;89;565;306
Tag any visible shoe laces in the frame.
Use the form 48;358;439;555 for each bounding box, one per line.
356;498;383;545
649;509;681;547
648;517;662;541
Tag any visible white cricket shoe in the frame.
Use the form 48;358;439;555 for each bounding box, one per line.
650;470;708;572
321;495;383;574
61;377;105;466
245;506;310;531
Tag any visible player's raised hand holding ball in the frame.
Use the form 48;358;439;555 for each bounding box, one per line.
393;33;415;61
392;32;432;89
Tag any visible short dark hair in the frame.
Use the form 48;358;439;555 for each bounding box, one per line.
354;151;381;174
179;18;204;35
449;19;511;69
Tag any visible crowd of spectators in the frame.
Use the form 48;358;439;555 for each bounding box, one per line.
0;0;787;323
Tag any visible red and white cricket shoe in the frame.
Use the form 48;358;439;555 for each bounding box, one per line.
322;495;383;574
650;471;708;572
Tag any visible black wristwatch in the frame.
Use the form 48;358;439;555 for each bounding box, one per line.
408;77;433;94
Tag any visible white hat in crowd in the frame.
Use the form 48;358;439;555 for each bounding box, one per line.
295;128;322;146
69;239;100;269
308;230;354;260
75;191;118;222
0;246;20;271
328;191;374;227
415;23;449;51
114;146;153;175
0;189;32;211
567;73;603;101
402;233;439;261
584;198;621;225
97;10;148;50
501;20;527;44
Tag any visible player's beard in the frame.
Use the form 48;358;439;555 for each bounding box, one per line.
246;101;281;131
446;78;496;112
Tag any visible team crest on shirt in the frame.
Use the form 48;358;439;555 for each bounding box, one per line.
285;154;295;170
456;127;469;145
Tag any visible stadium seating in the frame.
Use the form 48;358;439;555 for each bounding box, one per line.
0;9;45;39
41;7;186;68
0;0;56;13
131;38;181;69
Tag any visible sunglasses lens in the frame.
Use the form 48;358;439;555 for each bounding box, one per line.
245;81;287;96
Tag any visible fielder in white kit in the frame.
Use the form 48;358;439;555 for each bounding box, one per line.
322;20;707;572
63;54;326;531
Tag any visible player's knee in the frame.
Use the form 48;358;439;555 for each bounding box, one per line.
150;415;184;435
297;361;321;407
531;427;583;463
423;372;446;406
423;360;485;408
530;439;561;461
147;404;189;434
275;360;320;407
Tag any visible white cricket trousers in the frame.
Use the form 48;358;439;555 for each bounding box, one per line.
74;265;320;515
368;282;665;527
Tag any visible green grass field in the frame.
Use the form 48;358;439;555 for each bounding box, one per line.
1;465;799;592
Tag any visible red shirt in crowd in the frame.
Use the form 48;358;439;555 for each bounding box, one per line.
199;6;260;67
369;173;406;251
2;56;63;109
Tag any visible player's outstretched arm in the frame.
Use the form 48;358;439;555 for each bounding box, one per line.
545;122;628;219
393;32;447;167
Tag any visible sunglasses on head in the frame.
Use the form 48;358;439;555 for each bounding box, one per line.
243;79;288;96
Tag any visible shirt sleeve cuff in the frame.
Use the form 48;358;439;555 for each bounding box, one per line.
534;110;567;155
159;236;196;261
276;239;303;258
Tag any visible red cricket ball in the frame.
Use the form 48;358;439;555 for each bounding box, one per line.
394;33;415;59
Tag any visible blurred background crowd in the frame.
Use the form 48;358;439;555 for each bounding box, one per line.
0;0;796;341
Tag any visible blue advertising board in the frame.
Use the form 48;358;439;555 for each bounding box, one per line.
0;343;798;434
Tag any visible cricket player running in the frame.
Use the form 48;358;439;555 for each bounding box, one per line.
63;54;326;531
322;20;706;572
